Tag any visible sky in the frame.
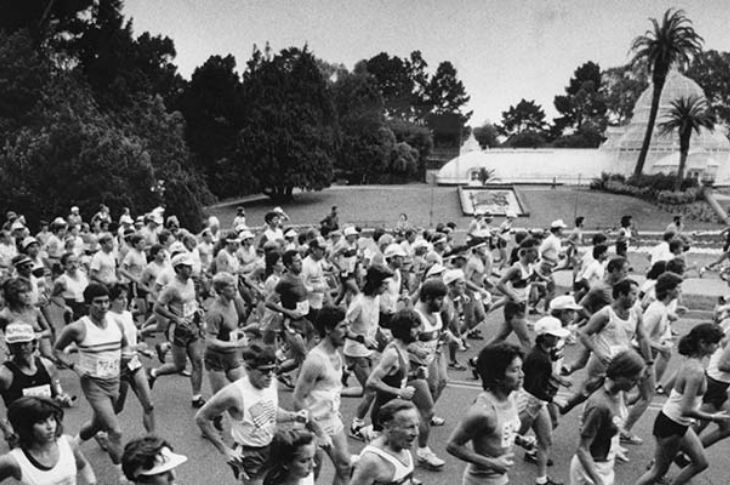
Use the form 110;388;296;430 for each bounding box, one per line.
122;0;729;126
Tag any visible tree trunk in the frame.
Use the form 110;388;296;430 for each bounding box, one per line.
674;130;691;191
634;79;665;177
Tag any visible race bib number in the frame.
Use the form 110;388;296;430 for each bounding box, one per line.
22;384;52;398
96;357;120;378
126;354;142;371
295;300;310;317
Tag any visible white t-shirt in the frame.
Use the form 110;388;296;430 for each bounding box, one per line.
90;250;118;285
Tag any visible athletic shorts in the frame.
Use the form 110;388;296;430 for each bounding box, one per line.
653;411;689;439
233;443;271;480
204;351;242;372
703;375;730;409
516;390;547;420
313;412;344;446
463;464;508;485
173;324;201;347
81;375;120;407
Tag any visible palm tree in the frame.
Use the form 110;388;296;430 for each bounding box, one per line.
658;95;715;191
629;9;703;176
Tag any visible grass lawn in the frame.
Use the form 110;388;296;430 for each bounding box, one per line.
207;184;723;233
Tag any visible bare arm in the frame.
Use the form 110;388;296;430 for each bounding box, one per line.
53;323;85;373
578;309;610;363
195;385;240;457
0;454;21;482
446;406;514;474
71;437;97;484
575;435;605;485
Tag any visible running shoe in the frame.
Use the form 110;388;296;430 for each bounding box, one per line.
94;432;109;451
192;396;206;408
349;421;367;441
523;450;553;466
146;368;156;390
430;416;445;426
448;361;467;371
416;447;445;470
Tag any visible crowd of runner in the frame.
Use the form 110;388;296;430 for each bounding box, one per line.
0;203;728;485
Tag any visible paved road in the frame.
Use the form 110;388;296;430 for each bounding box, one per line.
5;309;726;485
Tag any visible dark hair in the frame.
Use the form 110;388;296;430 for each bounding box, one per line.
149;244;164;258
264;250;282;279
606;256;627;274
514;230;528;246
264;211;279;224
315;305;346;338
663;231;675;242
620;215;632;228
606;349;645;380
128;234;144;247
83;283;109;304
60;252;77;266
669;239;683;254
378;399;417;428
612;278;637;299
575;216;585;227
108;282;130;301
362;266;393;296
263;429;315;485
504;300;526;321
3;277;31;308
282;249;300;269
592;244;608;260
666;257;685;275
519;237;539;250
646;261;668;280
122;435;176;480
389;309;421;342
8;397;64;448
241;343;277;368
476;343;524;391
678;322;724;357
591;233;608;246
419;279;447;302
654;272;683;301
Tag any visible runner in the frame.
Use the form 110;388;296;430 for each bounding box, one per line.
203;272;247;397
196;344;308;485
122;435;187;485
537;220;567;312
569;350;645;485
264;429;317;485
293;306;351;485
0;397;97;485
637;323;729;485
147;253;205;408
447;342;524;485
107;284;155;434
345;266;393;441
89;233;118;286
0;323;73;445
53;283;127;473
409;279;448;470
350;399;418;485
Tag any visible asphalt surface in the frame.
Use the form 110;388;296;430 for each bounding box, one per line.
5;307;727;485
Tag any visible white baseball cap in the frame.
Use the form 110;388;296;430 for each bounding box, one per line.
534;316;571;338
384;244;407;259
551;219;568;229
343;226;359;237
549;295;582;312
426;263;447;278
443;269;465;286
4;323;36;344
171;252;194;268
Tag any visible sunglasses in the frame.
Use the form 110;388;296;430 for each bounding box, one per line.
255;366;277;375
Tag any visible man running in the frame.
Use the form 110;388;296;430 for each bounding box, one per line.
196;344;308;485
53;283;128;473
350;399;419;485
147;253;205;408
294;306;351;485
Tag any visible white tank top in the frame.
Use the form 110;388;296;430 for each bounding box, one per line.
662;388;701;426
9;435;77;485
707;345;730;383
77;316;123;379
360;444;414;485
303;347;342;422
593;306;638;359
57;273;88;303
412;309;442;364
230;375;278;447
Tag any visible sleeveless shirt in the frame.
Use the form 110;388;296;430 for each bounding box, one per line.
9;435;76;485
1;358;53;406
77;316;123;380
360;444;414;485
230;375;278;447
